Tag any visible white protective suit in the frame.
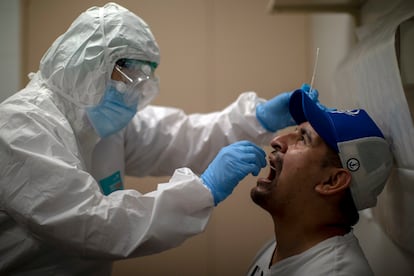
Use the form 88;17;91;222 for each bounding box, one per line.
0;3;273;275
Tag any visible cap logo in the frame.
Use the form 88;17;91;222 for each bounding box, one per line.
331;109;360;116
346;158;360;172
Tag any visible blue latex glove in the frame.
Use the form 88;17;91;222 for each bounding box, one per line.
256;83;321;132
201;141;266;206
299;83;319;102
301;83;337;112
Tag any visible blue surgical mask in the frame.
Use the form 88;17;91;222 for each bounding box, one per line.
86;80;137;138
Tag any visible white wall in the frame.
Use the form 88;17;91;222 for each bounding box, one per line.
0;0;21;102
307;13;356;107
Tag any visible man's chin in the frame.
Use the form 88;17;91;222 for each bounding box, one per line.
250;185;272;209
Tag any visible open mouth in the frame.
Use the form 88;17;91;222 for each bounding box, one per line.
256;158;277;186
267;159;277;181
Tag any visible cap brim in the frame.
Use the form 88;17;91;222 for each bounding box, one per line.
289;90;339;152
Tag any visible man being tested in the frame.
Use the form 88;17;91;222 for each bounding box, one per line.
0;3;322;275
248;89;393;275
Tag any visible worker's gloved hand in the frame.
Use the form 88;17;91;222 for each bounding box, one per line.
256;83;321;132
301;83;337;112
201;141;266;206
300;83;319;102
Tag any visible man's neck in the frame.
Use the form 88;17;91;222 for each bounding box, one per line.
271;219;349;265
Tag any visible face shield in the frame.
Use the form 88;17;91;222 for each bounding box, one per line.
85;59;160;138
113;59;159;110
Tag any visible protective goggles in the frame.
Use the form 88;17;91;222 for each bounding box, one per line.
113;59;159;108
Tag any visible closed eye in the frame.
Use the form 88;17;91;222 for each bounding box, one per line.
299;127;312;145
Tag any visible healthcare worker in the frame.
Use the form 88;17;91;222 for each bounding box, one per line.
0;3;319;275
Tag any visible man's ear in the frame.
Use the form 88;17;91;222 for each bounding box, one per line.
315;168;352;195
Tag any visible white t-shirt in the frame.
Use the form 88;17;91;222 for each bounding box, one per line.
247;232;374;276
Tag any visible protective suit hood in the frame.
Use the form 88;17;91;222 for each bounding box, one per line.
26;2;160;169
39;2;160;122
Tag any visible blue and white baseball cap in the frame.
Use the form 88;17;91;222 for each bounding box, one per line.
289;89;393;210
